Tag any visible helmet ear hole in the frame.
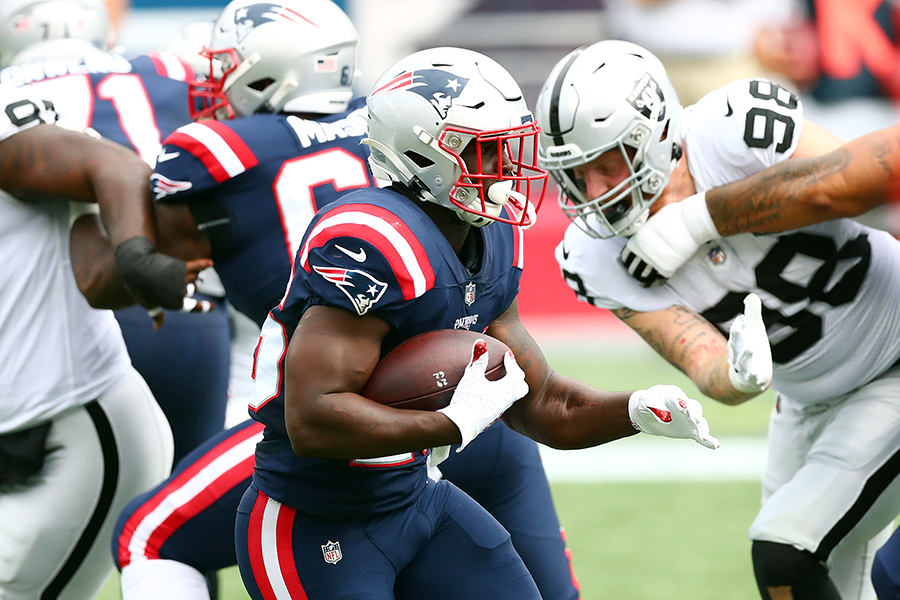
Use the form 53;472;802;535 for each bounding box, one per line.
404;151;434;169
248;77;275;92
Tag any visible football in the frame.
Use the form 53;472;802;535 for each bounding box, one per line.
362;329;510;411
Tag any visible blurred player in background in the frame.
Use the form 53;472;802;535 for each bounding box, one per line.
235;44;716;600
0;85;191;600
538;39;900;600
0;0;233;466
109;2;592;598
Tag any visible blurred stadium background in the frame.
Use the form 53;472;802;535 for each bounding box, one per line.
97;0;794;597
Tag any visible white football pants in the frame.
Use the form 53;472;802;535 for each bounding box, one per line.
0;367;173;600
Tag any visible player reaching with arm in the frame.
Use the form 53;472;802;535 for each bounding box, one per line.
233;45;716;600
537;39;900;600
620;123;900;283
0;84;181;600
112;3;700;600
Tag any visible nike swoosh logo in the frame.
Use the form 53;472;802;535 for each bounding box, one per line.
335;244;367;262
724;96;733;117
157;149;180;163
561;242;570;260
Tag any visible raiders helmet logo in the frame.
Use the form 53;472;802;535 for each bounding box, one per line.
626;72;666;123
371;69;469;119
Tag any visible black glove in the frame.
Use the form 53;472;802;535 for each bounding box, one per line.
619;246;667;288
114;235;187;309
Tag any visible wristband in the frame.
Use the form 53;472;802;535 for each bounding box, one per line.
681;191;720;244
115;235;187;310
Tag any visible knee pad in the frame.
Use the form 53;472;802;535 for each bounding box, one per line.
751;540;842;600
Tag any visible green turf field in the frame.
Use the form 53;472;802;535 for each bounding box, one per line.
96;338;773;600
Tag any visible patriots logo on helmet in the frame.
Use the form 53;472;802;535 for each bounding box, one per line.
312;265;388;316
626;72;666;123
233;3;319;42
371;69;469;119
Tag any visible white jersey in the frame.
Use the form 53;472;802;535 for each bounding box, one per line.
557;78;900;405
0;84;130;433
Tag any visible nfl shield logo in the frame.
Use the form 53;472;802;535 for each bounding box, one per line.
322;540;342;564
707;245;727;266
464;282;476;306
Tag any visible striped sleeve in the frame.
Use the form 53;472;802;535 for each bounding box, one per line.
163;120;259;184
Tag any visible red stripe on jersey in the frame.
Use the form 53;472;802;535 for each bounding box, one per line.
116;422;264;567
276;504;308;598
303;204;435;300
248;491;278;600
164;121;258;183
145;51;193;81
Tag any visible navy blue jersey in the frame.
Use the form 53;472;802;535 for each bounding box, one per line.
6;52;194;164
151;98;374;325
250;186;524;517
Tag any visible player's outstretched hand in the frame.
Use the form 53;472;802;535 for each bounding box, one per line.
628;384;720;449
620;192;719;286
727;293;772;394
438;341;528;452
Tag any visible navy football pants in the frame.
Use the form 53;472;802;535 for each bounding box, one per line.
114;421;579;599
115;296;231;464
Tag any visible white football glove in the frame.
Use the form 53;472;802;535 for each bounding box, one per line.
727;293;773;394
620;192;720;286
438;340;529;452
628;385;720;449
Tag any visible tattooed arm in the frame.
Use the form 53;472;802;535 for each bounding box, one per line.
709;123;900;236
612;305;759;405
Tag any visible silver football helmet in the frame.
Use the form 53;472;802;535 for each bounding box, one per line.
190;0;358;120
364;47;548;228
0;0;111;68
536;40;683;238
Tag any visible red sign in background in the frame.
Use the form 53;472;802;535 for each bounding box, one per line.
515;195;628;341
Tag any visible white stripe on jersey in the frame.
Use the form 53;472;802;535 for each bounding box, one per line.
125;433;261;559
178;122;251;178
300;210;430;298
151;52;188;82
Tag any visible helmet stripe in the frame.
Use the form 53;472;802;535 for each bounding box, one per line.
547;47;584;147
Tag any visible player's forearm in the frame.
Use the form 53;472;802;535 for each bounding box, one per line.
503;374;637;450
69;214;136;309
284;392;461;459
692;354;758;406
709;125;900;236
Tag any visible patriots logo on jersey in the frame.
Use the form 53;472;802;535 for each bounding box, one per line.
150;173;193;199
371;69;469;119
233;3;318;42
312;265;388;316
627;72;666;123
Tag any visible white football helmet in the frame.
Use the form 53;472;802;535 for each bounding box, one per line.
190;0;358;120
364;47;548;228
0;0;111;68
536;40;683;238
